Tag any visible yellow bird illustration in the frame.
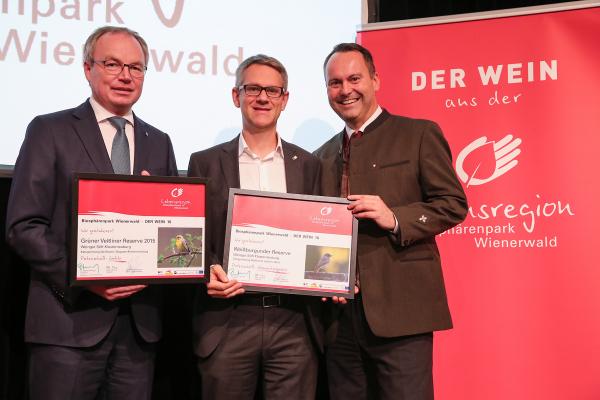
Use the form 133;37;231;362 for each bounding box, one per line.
173;234;190;254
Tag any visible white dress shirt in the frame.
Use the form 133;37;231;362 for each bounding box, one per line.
238;133;287;193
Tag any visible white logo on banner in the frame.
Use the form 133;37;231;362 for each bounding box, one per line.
320;206;333;216
456;134;522;187
171;187;184;198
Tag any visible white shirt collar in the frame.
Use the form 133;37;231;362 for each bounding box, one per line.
345;105;382;137
238;133;285;159
89;96;134;126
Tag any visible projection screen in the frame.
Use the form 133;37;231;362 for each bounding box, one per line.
0;0;362;169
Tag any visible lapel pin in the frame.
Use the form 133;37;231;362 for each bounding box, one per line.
292;155;298;160
145;131;148;137
419;215;428;223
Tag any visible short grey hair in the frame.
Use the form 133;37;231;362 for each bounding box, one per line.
235;54;288;90
83;26;149;65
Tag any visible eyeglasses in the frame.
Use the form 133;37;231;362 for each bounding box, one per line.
91;60;147;78
238;84;285;98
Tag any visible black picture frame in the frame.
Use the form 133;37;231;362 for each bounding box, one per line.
70;173;209;286
223;188;358;298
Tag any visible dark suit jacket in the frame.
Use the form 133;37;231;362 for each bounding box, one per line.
187;135;324;357
314;110;468;338
5;100;178;347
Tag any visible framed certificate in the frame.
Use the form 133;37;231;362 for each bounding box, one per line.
70;173;208;286
223;189;358;298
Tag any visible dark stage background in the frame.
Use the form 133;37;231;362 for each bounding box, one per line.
0;1;574;398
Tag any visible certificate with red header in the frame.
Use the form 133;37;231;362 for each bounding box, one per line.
223;189;358;298
71;173;208;286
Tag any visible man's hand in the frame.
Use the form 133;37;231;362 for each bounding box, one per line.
347;194;395;231
207;264;245;299
88;285;147;301
322;285;359;304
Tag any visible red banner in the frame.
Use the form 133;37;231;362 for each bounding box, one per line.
78;179;206;217
232;194;353;235
359;6;600;400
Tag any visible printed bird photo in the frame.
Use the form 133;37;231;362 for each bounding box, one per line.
157;227;203;269
304;245;350;282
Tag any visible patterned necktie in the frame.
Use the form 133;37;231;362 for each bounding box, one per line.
108;117;131;175
340;130;364;291
341;130;363;198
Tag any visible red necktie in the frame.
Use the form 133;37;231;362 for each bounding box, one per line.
341;130;363;198
341;130;363;290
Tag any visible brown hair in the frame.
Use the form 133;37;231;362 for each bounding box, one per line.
323;43;376;78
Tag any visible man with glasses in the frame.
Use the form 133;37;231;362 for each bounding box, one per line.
6;26;177;399
187;54;323;399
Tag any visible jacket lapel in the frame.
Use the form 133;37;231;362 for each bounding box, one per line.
71;100;114;173
220;136;241;189
363;108;390;136
321;131;345;197
282;140;303;194
132;114;148;175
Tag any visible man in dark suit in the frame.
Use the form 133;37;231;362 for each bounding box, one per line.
5;26;178;400
314;43;468;400
187;54;323;399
